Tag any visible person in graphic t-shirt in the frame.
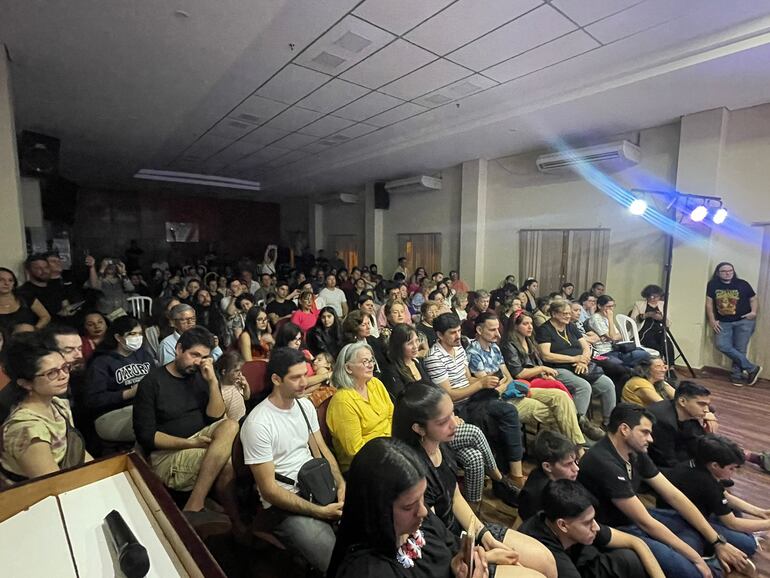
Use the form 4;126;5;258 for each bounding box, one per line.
705;261;761;386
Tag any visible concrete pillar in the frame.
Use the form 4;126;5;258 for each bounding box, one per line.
363;182;383;266
0;44;26;276
308;202;324;252
459;159;488;289
668;108;729;368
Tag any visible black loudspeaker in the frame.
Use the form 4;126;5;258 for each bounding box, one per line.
18;131;60;176
41;177;78;225
374;181;390;210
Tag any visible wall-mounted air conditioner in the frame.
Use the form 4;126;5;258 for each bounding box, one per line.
384;175;442;194
535;140;641;174
318;193;359;204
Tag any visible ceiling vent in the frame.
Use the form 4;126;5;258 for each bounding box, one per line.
312;52;347;69
385;175;442;194
536;140;641;174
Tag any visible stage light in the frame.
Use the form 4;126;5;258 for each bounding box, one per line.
712;208;727;224
628;199;647;215
690;205;708;222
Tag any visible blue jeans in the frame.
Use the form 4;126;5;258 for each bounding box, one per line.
714;319;757;379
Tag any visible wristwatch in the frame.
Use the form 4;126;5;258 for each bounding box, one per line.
710;533;727;546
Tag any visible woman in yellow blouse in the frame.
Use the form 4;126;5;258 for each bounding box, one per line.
326;341;393;472
622;357;676;406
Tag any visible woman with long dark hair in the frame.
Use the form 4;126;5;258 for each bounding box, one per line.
393;383;556;578
0;267;50;332
239;306;273;361
521;278;539;314
84;315;154;442
306;306;343;359
383;324;522;510
0;334;88;485
328;437;489;578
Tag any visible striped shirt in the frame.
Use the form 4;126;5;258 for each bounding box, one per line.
425;342;470;396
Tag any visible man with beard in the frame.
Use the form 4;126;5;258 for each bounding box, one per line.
159;303;222;365
133;326;241;537
578;404;750;578
17;253;67;323
192;289;228;347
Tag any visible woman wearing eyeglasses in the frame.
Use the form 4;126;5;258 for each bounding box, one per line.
0;334;89;485
326;341;394;473
239;306;274;362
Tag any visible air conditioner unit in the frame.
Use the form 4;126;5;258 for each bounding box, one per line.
535;140;641;174
384;175;442;194
318;192;359;204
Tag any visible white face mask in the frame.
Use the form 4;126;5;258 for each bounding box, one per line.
124;335;143;352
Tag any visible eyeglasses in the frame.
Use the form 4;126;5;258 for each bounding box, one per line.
34;363;71;381
357;358;375;367
175;316;197;324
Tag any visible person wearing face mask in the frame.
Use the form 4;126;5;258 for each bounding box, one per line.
84;316;155;443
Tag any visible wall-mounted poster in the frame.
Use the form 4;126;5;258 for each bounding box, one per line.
165;222;199;243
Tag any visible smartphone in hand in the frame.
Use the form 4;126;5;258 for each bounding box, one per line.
460;528;475;576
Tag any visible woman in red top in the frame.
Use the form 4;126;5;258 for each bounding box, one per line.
290;290;319;336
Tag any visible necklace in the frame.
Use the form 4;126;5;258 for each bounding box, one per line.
554;325;572;345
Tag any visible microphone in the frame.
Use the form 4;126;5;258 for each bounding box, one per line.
104;510;151;578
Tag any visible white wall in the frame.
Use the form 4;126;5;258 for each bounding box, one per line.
323;199;366;257
380;165;462;275
483;123;680;312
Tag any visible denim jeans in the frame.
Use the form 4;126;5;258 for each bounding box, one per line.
272;512;336;573
714;318;757;379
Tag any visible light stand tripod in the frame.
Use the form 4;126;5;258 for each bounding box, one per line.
661;231;696;378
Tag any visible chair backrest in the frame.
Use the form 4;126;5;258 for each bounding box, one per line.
315;396;334;448
127;295;153;319
272;317;291;339
242;359;269;400
615;314;640;346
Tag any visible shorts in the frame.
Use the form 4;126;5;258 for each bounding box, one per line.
149;420;223;491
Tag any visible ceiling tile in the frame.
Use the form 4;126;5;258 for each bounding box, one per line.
183;135;232;159
247;146;290;163
212;140;263;163
551;0;641;26
366;102;426;127
241;126;291;147
264;107;324;132
271;150;308;167
208;118;258;140
334;91;404;121
353;0;455;35
229;94;287;125
334;122;379;139
406;0;543;55
302;140;337;154
586;0;687;44
340;39;436;89
413;74;498;107
448;5;577;71
296;79;370;114
380;58;471;101
484;30;599;82
272;132;319;150
295;15;395;75
299;115;356;137
256;64;331;104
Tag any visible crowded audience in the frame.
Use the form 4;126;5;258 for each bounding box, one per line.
1;248;768;578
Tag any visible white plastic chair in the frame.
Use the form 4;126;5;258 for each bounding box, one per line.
127;295;153;319
615;313;660;357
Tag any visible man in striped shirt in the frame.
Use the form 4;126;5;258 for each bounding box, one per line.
425;312;525;502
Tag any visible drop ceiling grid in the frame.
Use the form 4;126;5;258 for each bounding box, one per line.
174;0;686;177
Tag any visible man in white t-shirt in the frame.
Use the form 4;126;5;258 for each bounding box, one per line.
317;272;348;318
240;347;345;574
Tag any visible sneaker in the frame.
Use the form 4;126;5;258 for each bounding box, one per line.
747;365;763;386
759;452;770;473
579;415;605;441
492;478;520;508
183;508;232;539
730;379;746;387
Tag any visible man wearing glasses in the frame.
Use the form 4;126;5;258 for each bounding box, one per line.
158;303;222;365
705;262;762;386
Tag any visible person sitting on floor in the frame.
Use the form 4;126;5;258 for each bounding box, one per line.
393;381;558;578
622;357;676;407
84;315;154;443
577;403;750;578
520;480;664;578
240;347;345;575
132;326;242;538
657;434;767;561
517;431;581;523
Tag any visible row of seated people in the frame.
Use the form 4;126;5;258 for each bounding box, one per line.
2;315;769;577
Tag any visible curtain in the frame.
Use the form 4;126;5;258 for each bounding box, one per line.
753;225;770;378
519;230;565;295
565;229;610;296
329;235;360;270
398;233;442;275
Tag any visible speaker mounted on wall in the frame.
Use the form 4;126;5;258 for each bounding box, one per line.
374;181;390;210
18;130;60;176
